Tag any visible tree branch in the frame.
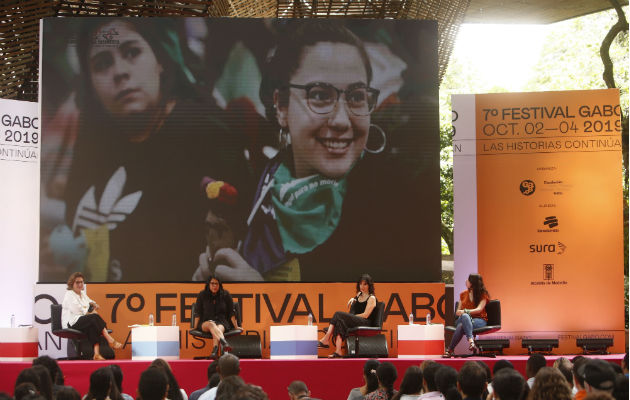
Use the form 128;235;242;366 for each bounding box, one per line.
600;0;629;88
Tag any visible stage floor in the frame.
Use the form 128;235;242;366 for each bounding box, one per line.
0;354;624;399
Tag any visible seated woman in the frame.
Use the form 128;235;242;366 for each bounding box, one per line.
194;275;240;359
61;272;122;360
318;274;376;358
443;273;490;358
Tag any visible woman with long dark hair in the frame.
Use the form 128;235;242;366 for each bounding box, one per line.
64;18;248;282
318;274;376;358
194;274;239;359
150;359;187;400
443;273;490;357
61;272;122;360
391;366;422;400
347;359;381;400
365;362;398;400
84;367;122;400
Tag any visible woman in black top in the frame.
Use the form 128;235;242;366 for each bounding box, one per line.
194;275;240;359
319;274;377;358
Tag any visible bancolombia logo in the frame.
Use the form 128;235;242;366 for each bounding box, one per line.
529;242;566;255
538;216;559;232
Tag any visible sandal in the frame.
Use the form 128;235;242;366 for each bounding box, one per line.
318;341;329;349
442;349;453;358
328;352;343;358
469;341;477;353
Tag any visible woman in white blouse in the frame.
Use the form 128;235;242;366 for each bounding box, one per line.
62;272;122;360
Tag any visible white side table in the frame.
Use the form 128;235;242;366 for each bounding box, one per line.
0;327;38;361
397;324;444;358
131;325;179;360
270;325;318;359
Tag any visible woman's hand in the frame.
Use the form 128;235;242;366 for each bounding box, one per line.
456;309;464;317
347;297;356;307
214;248;264;281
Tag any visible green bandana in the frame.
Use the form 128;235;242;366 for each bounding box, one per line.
271;163;348;254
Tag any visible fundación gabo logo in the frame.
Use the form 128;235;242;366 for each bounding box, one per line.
538;216;559;232
519;179;536;196
529;241;566;255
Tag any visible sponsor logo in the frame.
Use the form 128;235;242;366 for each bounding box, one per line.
543;264;554;280
529;242;566;255
538;203;556;208
538;216;559;232
520;180;536;196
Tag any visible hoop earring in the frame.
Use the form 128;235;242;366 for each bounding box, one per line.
364;124;386;154
278;127;292;149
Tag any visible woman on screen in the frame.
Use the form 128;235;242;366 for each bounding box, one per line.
318;274;376;358
63;18;249;281
61;272;122;360
442;273;490;358
205;20;425;282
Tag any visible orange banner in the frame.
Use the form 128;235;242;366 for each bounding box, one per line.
474;89;625;354
74;282;445;358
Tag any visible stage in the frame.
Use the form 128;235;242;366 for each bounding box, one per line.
0;354;624;399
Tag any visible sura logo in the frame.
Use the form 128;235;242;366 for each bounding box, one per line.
529;242;567;255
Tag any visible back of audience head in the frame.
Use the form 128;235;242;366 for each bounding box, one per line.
15;368;41;395
86;367;121;400
435;365;461;400
218;353;241;378
553;357;573;386
209;373;221;389
392;366;422;400
14;383;39;400
30;365;53;400
363;359;381;394
492;360;514;376
287;380;309;400
55;387;81;400
421;361;441;392
573;356;589;390
622;353;628;374
492;368;526;400
476;361;491;384
376;362;398;400
138;367;168;400
526;354;547;379
233;384;269;400
612;373;627;400
150;358;183;400
529;366;572;400
216;375;245;400
580;359;616;394
207;359;219;383
0;392;10;400
108;364;124;394
457;361;487;398
32;356;63;386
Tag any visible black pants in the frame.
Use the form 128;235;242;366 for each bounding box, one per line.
71;314;107;346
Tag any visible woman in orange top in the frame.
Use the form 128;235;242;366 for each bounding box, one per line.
443;273;489;357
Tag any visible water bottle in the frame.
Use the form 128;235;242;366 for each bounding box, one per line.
10;314;15;328
409;313;413;325
307;313;313;326
171;313;177;326
149;313;154;326
426;312;431;325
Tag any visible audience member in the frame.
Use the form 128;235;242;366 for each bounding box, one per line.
84;367;123;400
14;383;39;400
419;362;443;400
365;362;398;400
486;360;514;397
32;356;66;394
138;367;168;400
199;353;241;400
435;365;461;400
612;374;628;400
215;375;245;400
580;359;616;395
233;384;269;400
622;353;628;376
457;361;486;400
14;368;41;396
572;356;589;400
490;368;526;400
392;366;422;400
347;359;381;400
54;387;81;400
288;381;311;400
525;354;546;388
0;392;11;400
109;364;134;400
583;393;615;400
30;365;53;400
528;366;572;400
552;357;573;388
151;358;187;400
475;362;491;399
190;360;220;400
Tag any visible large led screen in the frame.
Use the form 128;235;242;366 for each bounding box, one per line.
40;18;441;282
